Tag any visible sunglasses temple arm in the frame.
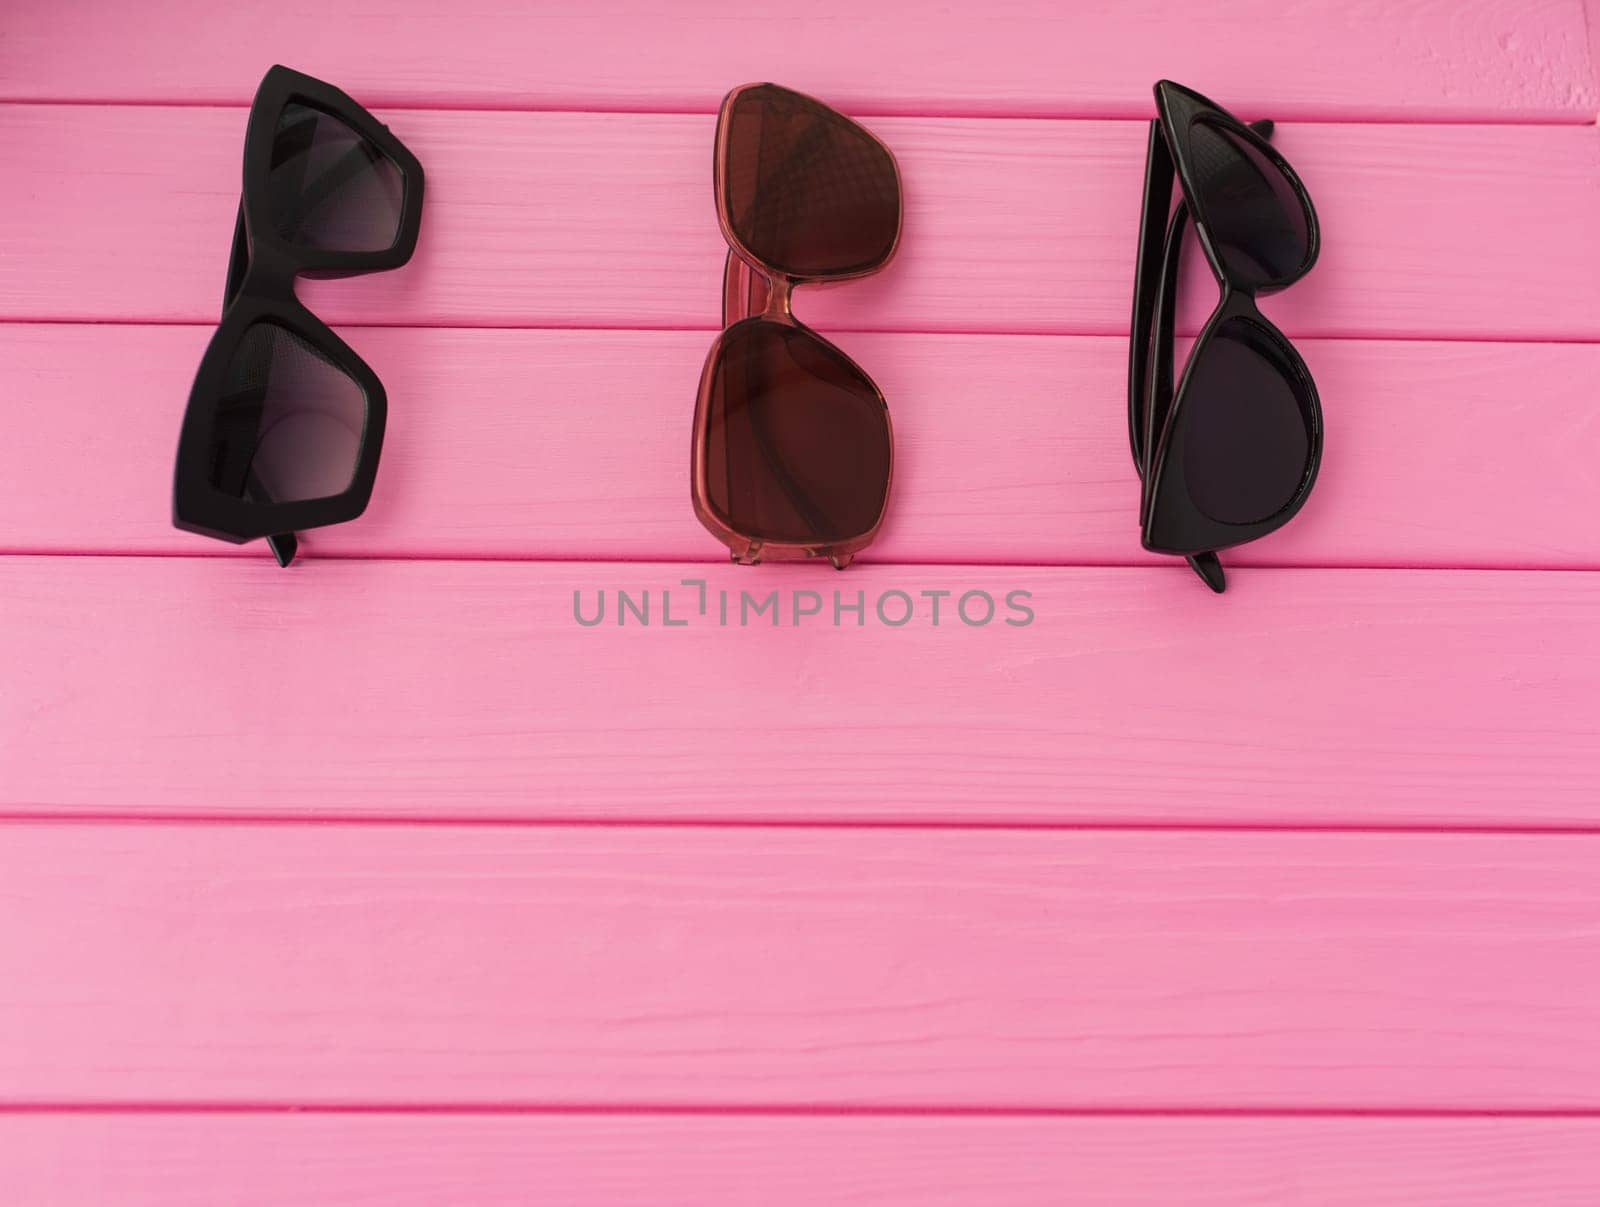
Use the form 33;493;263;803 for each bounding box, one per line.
1155;118;1273;595
1150;196;1224;595
220;109;335;305
1140;122;1279;473
1151;202;1221;597
240;467;298;569
214;378;301;569
1130;121;1173;480
217;134;319;568
265;528;299;568
1182;121;1273;594
1183;552;1222;592
217;129;342;567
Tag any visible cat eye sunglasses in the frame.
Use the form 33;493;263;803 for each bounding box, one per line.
172;65;424;566
692;83;903;570
1129;79;1323;593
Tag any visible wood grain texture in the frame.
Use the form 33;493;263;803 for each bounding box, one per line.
5;106;1600;338
1592;0;1600;104
2;824;1598;1106
7;324;1600;568
7;0;1600;1179
3;0;1595;120
3;558;1597;825
4;1115;1599;1206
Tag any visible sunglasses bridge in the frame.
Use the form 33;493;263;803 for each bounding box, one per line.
722;252;799;328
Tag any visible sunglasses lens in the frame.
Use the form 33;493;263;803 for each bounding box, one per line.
207;321;367;505
720;84;900;278
1180;319;1312;525
1187;119;1310;289
270;102;404;253
701;321;890;546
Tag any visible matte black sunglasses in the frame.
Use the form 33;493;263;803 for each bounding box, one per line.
173;65;425;566
1129;79;1323;593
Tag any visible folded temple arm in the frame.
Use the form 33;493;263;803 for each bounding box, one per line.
1131;118;1274;594
215;122;381;567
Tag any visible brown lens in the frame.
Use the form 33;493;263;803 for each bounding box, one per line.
719;84;900;279
700;320;890;545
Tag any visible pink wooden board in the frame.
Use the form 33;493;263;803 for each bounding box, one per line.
6;324;1600;568
5;106;1600;339
2;823;1598;1107
3;558;1598;826
6;0;1600;1196
4;1115;1600;1206
3;0;1594;120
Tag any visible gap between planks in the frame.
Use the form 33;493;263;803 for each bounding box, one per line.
4;813;1600;836
10;316;1600;346
4;553;1600;575
3;1104;1600;1119
3;96;1597;127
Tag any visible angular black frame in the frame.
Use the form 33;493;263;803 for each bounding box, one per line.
172;65;424;566
1128;79;1322;593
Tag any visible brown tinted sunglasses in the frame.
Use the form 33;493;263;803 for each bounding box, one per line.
692;83;903;569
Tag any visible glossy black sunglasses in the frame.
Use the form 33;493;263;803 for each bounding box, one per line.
1129;79;1323;593
173;65;424;566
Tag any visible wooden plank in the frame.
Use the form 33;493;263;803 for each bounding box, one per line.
3;1114;1599;1205
1592;0;1600;102
5;106;1599;338
6;324;1599;569
2;558;1597;825
1;823;1598;1106
2;0;1594;120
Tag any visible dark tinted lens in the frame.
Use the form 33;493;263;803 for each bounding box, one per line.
720;84;900;278
208;321;366;504
271;102;403;252
1181;318;1312;525
702;320;890;544
1186;119;1309;288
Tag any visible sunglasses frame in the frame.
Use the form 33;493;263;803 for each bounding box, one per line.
172;64;424;566
691;83;902;570
1129;79;1322;593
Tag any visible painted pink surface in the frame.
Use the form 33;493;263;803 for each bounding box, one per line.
3;0;1600;1197
6;1116;1600;1206
5;107;1600;338
3;559;1598;826
3;824;1599;1106
2;0;1594;120
6;324;1600;567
